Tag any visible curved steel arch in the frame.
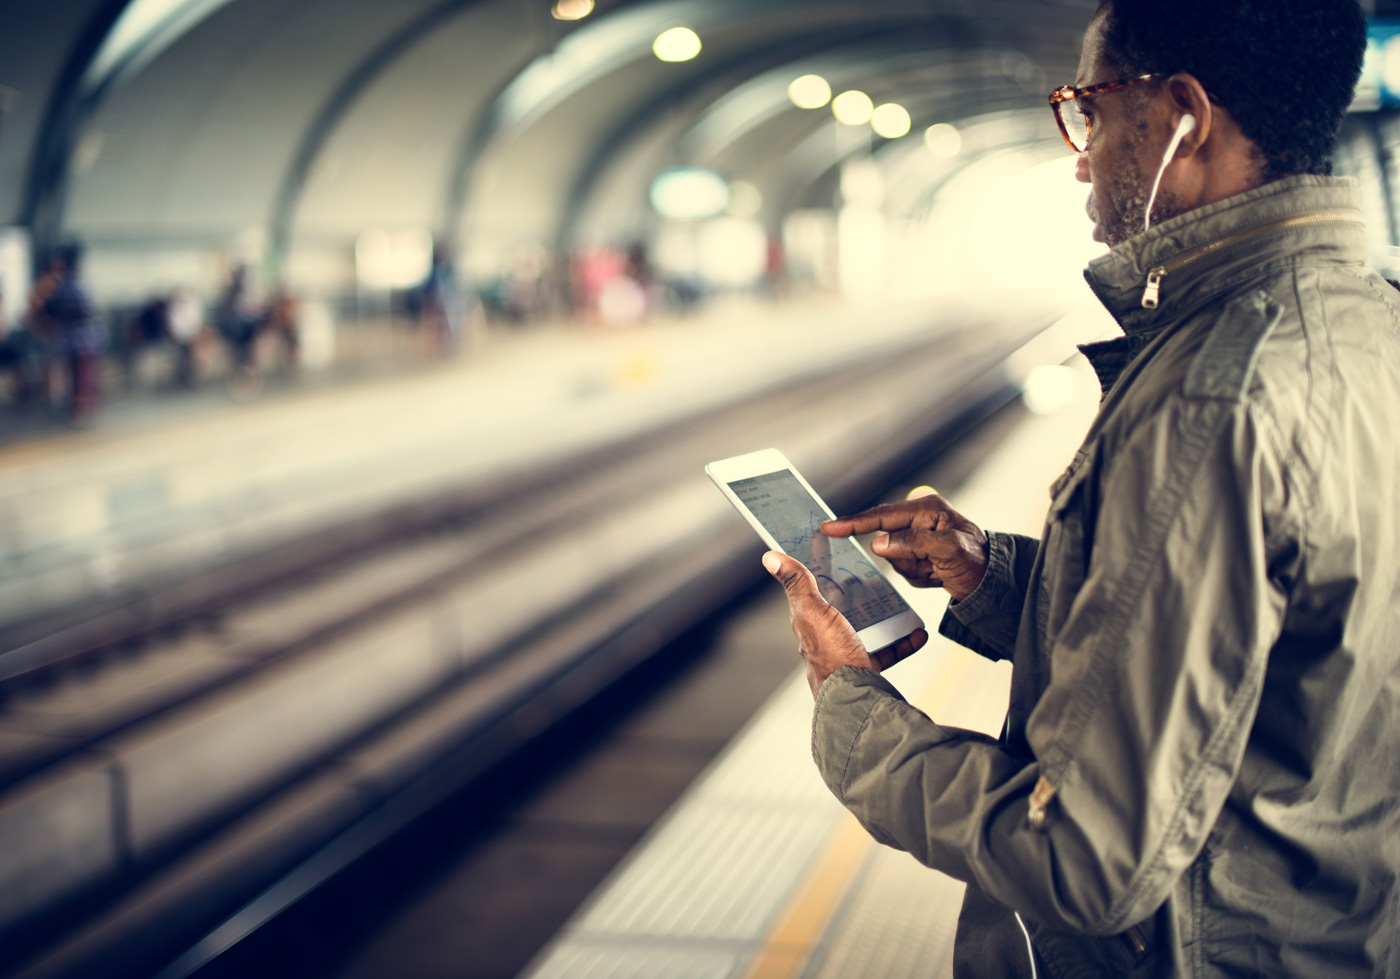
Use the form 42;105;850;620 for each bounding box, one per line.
23;0;253;262
271;0;724;274
549;21;981;251
22;0;133;262
440;0;951;250
265;0;502;279
775;83;1049;203
678;46;1005;175
772;103;1057;223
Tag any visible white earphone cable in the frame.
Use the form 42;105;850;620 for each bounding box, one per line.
1144;114;1196;231
1014;912;1039;979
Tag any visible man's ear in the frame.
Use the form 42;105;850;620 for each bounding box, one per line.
1164;73;1213;157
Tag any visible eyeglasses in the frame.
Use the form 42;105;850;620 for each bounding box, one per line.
1049;73;1164;152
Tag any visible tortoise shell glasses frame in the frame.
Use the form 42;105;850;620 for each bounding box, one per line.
1049;73;1164;152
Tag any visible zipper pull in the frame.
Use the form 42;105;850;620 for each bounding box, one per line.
1141;267;1166;309
1027;775;1057;831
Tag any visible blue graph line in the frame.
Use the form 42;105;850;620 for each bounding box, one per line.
773;509;830;558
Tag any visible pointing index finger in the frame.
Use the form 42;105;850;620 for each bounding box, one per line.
822;502;922;538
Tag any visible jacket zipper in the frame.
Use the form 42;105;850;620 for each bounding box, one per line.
1121;924;1150;962
1140;208;1363;309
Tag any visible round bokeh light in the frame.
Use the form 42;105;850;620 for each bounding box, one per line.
831;90;874;126
654;27;702;62
788;74;832;109
871;103;912;139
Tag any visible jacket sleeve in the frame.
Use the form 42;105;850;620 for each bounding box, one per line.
812;394;1292;935
937;531;1039;662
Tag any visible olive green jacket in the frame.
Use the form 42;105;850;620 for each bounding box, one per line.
812;176;1400;978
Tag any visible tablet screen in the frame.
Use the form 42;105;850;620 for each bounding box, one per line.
728;470;910;632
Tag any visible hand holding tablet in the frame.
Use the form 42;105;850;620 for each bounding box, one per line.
706;448;925;655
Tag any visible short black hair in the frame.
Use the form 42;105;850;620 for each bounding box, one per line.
1097;0;1367;182
51;242;84;272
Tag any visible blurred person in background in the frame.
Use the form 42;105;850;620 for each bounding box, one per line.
764;1;1399;976
216;264;268;397
120;290;213;390
416;243;467;355
166;289;211;388
0;280;41;407
29;243;102;425
120;294;173;392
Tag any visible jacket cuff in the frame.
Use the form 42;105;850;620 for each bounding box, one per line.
937;531;1026;662
812;666;906;802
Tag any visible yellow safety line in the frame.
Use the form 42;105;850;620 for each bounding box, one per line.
743;815;875;979
740;647;976;979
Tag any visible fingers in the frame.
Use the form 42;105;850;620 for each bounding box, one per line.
868;628;929;672
822;498;937;538
870;527;933;562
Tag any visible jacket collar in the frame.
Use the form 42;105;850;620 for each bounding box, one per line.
1079;175;1367;394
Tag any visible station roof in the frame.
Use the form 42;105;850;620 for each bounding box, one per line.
1;0;1112;292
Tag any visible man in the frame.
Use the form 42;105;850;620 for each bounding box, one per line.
30;244;102;424
763;1;1399;975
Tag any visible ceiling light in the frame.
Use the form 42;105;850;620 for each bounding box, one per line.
831;90;874;126
787;74;832;109
924;122;963;157
871;103;911;139
551;0;594;20
654;27;702;62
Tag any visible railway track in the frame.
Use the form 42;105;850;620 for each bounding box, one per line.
0;314;1047;979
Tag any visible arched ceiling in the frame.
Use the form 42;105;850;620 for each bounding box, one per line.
0;0;1105;298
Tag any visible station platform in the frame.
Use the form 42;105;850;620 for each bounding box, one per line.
0;289;1116;979
0;292;1032;640
517;349;1102;979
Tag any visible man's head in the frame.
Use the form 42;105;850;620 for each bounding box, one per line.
1076;0;1366;247
49;243;83;276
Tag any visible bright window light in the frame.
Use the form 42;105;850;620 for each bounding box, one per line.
551;0;594;19
871;103;911;139
653;27;702;62
831;90;874;126
788;74;832;109
925;122;963;158
356;228;434;290
650;168;729;220
697;217;767;287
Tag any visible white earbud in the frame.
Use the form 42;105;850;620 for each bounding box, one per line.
1144;113;1197;231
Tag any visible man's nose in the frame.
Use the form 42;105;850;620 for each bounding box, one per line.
1075;151;1091;183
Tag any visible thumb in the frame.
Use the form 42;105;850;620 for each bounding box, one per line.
762;551;823;601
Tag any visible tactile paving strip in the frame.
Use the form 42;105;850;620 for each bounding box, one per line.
528;942;740;979
803;821;964;979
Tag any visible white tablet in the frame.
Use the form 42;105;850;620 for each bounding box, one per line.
706;448;924;653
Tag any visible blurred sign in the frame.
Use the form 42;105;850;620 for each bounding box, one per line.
1353;19;1400;112
0;227;32;336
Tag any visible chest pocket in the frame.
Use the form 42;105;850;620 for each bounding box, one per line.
1037;441;1101;650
